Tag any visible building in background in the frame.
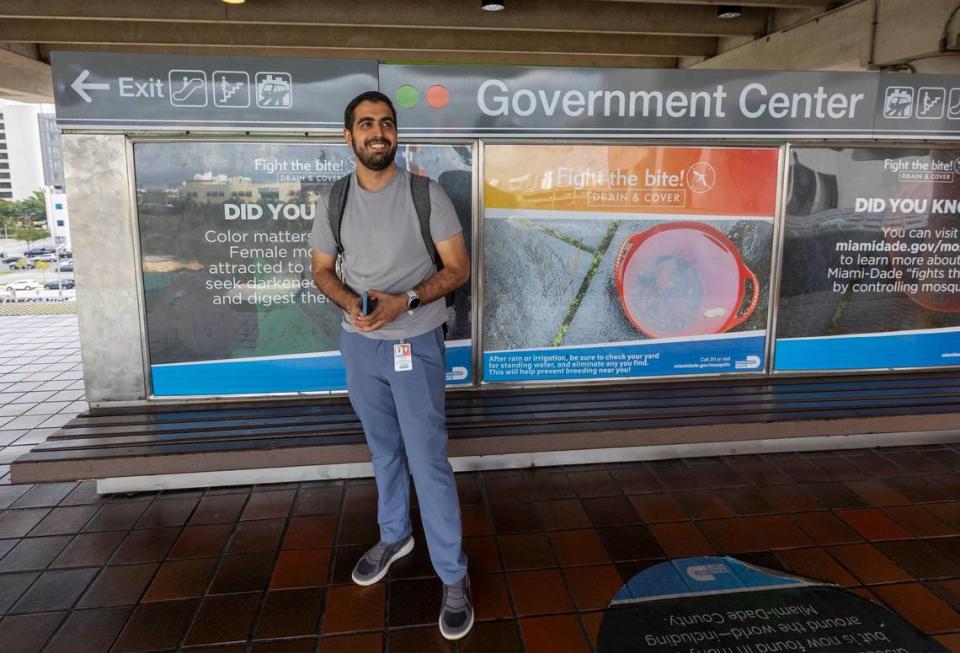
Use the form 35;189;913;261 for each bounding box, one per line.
37;112;64;189
43;189;70;249
0;100;54;200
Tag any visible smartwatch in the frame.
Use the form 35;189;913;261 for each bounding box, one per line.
406;289;422;310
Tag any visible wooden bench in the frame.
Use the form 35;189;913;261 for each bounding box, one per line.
11;371;960;486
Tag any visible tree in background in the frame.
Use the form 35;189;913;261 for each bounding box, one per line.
0;190;47;232
9;225;50;248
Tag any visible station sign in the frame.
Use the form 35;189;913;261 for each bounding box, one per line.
51;51;378;131
382;65;960;140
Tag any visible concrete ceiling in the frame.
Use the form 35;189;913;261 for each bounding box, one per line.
4;0;959;102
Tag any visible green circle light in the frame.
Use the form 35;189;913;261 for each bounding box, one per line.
395;84;420;109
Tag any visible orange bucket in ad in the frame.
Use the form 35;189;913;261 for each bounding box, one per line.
614;221;759;338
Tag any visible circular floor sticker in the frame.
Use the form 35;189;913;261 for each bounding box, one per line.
598;556;947;652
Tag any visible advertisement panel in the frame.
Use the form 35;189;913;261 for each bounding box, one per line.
482;144;779;383
134;141;473;396
775;148;960;372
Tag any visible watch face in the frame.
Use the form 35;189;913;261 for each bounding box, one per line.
410;297;422;309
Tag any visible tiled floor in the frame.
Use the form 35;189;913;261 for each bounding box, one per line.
2;316;960;651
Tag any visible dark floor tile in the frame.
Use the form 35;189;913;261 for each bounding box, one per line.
0;537;13;559
342;481;379;514
463;536;501;574
528;470;575;500
460;503;494;537
537;499;590;530
82;501;150;532
884;477;951;504
9;482;77;508
484;472;532;504
716;487;776;515
322;584;385;633
927;502;960;530
0;484;29;510
390;577;443;627
734;551;791;574
809;456;862;481
567;470;621;497
697;519;766;554
78;563;158;608
241;490;295;521
318;631;382;652
270;549;330;589
330;544;365;585
190;494;249;525
836;509;913;541
931;473;960;499
844;451;905;478
776;548;858;586
726;456;792;485
387;625;453;653
251;639;315;653
472;573;513;621
184;592;261;646
27;505;98;536
459;619;523;653
9;567;97;613
549;528;610;567
874;540;959;579
255;588;325;639
497;533;557;570
112;600;199;652
883;450;950;475
929;580;960;612
389;534;435;580
50;531;126;568
490;502;542;533
828;543;911;584
229;519;284;554
0;534;70;571
673;490;735;519
882;505;955;537
924;536;960;566
210;553;275;594
627;493;687;523
608;464;663;494
337;512;380;545
0;611;66;653
765;454;827;483
143;557;219;602
110;527;181;564
798;482;868;509
508;569;574;615
456;474;483;505
0;571;38;614
597;525;664;561
758;485;821;513
59;481;104;507
0;508;50;538
519;614;591;653
872;583;960;634
291;486;342;516
283;515;336;549
582;495;638;527
43;606;131;653
740;515;814;549
135;497;199;529
649;522;716;557
844;480;910;507
564;564;624;609
169;523;233;559
791;512;863;545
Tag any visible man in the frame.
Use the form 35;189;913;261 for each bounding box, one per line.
310;91;473;640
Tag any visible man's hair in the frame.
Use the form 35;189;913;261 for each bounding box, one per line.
344;91;397;130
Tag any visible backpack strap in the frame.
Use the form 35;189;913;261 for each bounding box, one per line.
410;174;437;266
327;174;351;255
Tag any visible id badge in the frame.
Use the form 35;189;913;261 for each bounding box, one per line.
394;342;413;372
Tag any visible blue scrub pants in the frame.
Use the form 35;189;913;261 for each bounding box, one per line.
339;326;467;585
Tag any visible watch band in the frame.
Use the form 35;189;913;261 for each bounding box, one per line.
406;289;421;310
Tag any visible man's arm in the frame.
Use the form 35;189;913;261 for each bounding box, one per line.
311;249;362;323
358;232;470;332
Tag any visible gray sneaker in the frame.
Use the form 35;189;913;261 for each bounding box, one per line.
439;575;474;640
351;535;414;586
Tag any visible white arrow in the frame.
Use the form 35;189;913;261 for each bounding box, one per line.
70;69;110;103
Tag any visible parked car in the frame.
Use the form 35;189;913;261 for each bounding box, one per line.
58;250;72;259
29;254;58;263
8;259;34;270
44;279;75;290
57;260;74;272
23;247;55;257
5;280;40;292
1;255;21;264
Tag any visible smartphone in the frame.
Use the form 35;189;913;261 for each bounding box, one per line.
361;291;377;316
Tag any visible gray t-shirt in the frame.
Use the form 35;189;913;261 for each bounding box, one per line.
311;167;462;339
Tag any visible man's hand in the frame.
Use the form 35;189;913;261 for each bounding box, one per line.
354;290;408;332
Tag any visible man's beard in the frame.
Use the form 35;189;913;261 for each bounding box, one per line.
352;137;396;171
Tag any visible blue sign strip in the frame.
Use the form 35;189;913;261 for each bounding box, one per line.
774;329;960;372
483;334;766;383
152;343;472;396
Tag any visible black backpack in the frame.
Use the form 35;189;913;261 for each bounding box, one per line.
327;172;454;306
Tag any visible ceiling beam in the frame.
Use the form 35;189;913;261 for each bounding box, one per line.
593;0;830;8
0;47;52;101
37;44;678;70
0;0;766;38
0;19;717;58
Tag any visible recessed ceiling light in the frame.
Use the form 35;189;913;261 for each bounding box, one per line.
717;4;742;19
482;0;505;11
222;0;246;5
